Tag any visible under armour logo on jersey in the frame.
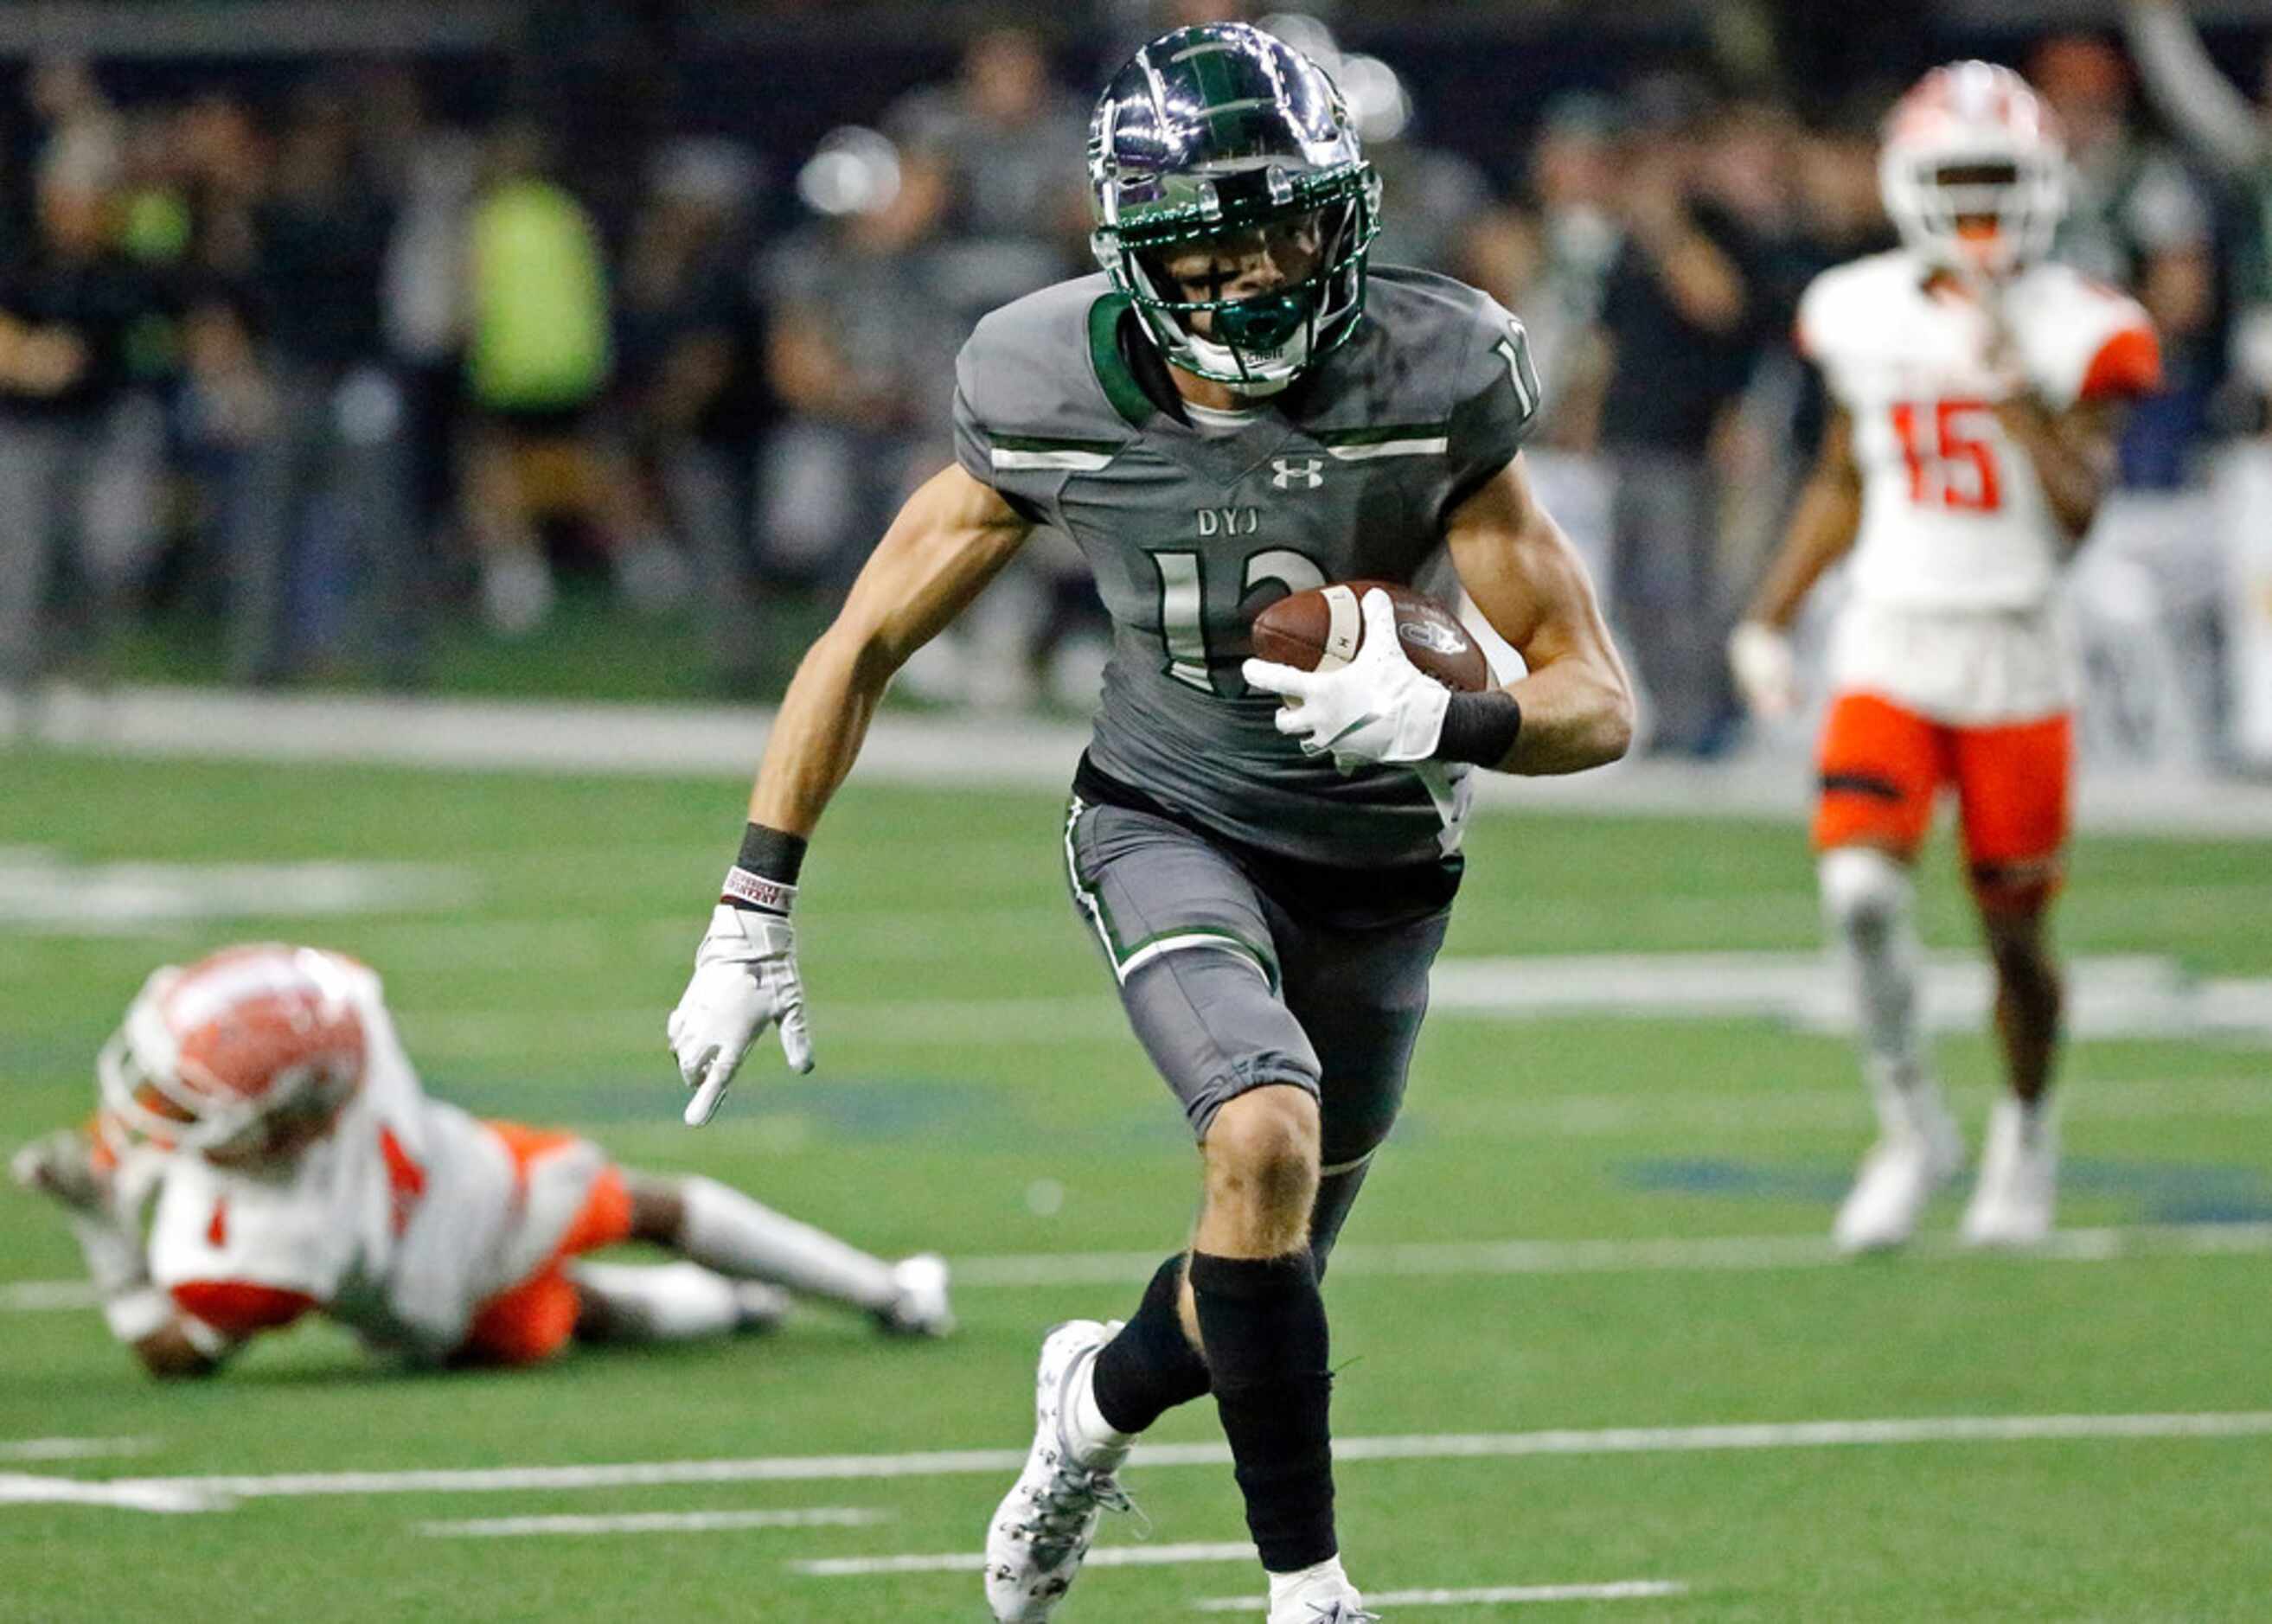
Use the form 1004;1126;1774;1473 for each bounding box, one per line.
1270;457;1324;490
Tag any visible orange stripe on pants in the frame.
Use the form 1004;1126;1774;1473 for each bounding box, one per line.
458;1122;634;1366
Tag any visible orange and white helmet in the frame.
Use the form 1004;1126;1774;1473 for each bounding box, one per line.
1881;61;2067;278
97;944;367;1162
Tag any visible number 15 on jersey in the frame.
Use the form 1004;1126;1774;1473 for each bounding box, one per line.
1891;398;2003;514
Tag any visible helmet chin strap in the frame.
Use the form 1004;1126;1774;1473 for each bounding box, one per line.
1183;324;1304;396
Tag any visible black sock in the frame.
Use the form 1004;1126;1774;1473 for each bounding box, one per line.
1091;1255;1213;1435
1189;1248;1335;1573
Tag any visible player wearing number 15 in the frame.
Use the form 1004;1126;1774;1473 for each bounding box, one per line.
664;22;1632;1623
1731;62;2162;1255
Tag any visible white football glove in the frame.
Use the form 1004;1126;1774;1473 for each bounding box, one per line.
669;903;813;1128
11;1128;111;1217
1728;620;1797;721
1241;588;1450;771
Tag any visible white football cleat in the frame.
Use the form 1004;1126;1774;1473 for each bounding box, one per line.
1268;1563;1379;1624
1834;1091;1964;1254
1272;1599;1379;1624
874;1253;954;1339
1962;1099;2058;1247
732;1280;793;1333
984;1320;1135;1623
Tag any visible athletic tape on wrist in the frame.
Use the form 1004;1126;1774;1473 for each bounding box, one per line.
103;1286;172;1345
723;822;805;913
720;866;797;914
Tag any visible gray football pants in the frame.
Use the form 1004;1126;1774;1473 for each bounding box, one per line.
1065;798;1450;1262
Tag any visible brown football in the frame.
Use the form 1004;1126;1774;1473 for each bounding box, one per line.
1249;579;1490;693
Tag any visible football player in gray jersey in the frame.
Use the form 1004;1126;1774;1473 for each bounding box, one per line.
666;23;1633;1624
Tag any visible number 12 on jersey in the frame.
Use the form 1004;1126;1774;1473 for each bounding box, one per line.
1891;398;2003;513
1153;547;1327;694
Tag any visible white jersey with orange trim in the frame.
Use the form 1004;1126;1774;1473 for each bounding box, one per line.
1798;249;2160;722
143;959;605;1357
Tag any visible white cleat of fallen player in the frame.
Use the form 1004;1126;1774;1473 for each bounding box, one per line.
1834;1089;1965;1254
874;1252;955;1338
985;1319;1136;1623
1267;1555;1379;1623
1962;1098;2058;1247
731;1279;793;1333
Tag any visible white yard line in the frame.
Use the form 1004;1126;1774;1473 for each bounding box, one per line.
0;1281;99;1311
944;1222;2272;1288
10;1222;2272;1319
419;1506;886;1538
0;1473;222;1513
790;1541;1258;1577
0;1438;154;1462
400;997;1125;1058
1194;1581;1690;1611
26;684;2272;837
0;1410;2248;1516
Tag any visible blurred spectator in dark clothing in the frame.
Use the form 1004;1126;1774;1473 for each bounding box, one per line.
1510;93;1625;455
0;125;177;700
1469;93;1628;608
758;127;957;589
462;125;682;636
367;66;480;550
2128;0;2272;425
1597;79;1771;755
1780;99;1899;460
885;28;1089;331
225;86;416;685
2033;33;2219;490
618;138;774;689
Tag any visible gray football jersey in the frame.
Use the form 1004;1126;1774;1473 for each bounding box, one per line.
951;267;1541;868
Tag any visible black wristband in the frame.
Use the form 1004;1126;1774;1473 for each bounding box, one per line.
722;822;807;913
736;822;807;885
1435;688;1523;768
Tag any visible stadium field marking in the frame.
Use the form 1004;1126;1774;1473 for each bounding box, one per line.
39;683;2272;836
419;1507;887;1538
942;1221;2272;1288
789;1541;1257;1576
1193;1581;1690;1610
391;985;2272;1055
0;1281;99;1311
1;1410;2258;1515
0;1437;154;1462
9;1222;2271;1318
0;1473;222;1513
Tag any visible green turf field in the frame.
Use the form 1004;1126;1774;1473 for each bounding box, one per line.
3;749;2268;1621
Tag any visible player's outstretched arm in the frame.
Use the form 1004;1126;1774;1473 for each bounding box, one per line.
671;465;1033;1123
1443;452;1635;775
1730;406;1863;718
751;464;1033;835
11;1129;229;1378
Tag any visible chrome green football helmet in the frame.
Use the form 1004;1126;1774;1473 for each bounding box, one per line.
1088;22;1381;394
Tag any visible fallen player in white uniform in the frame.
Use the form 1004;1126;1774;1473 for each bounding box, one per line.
14;942;950;1377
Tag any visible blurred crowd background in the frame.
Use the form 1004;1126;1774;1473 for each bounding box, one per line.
3;0;2270;772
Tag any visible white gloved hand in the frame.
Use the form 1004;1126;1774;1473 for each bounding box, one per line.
668;903;813;1128
1728;620;1797;720
11;1128;111;1217
1241;588;1451;771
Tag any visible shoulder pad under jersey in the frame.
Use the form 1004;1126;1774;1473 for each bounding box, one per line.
952;274;1147;518
1307;266;1544;516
